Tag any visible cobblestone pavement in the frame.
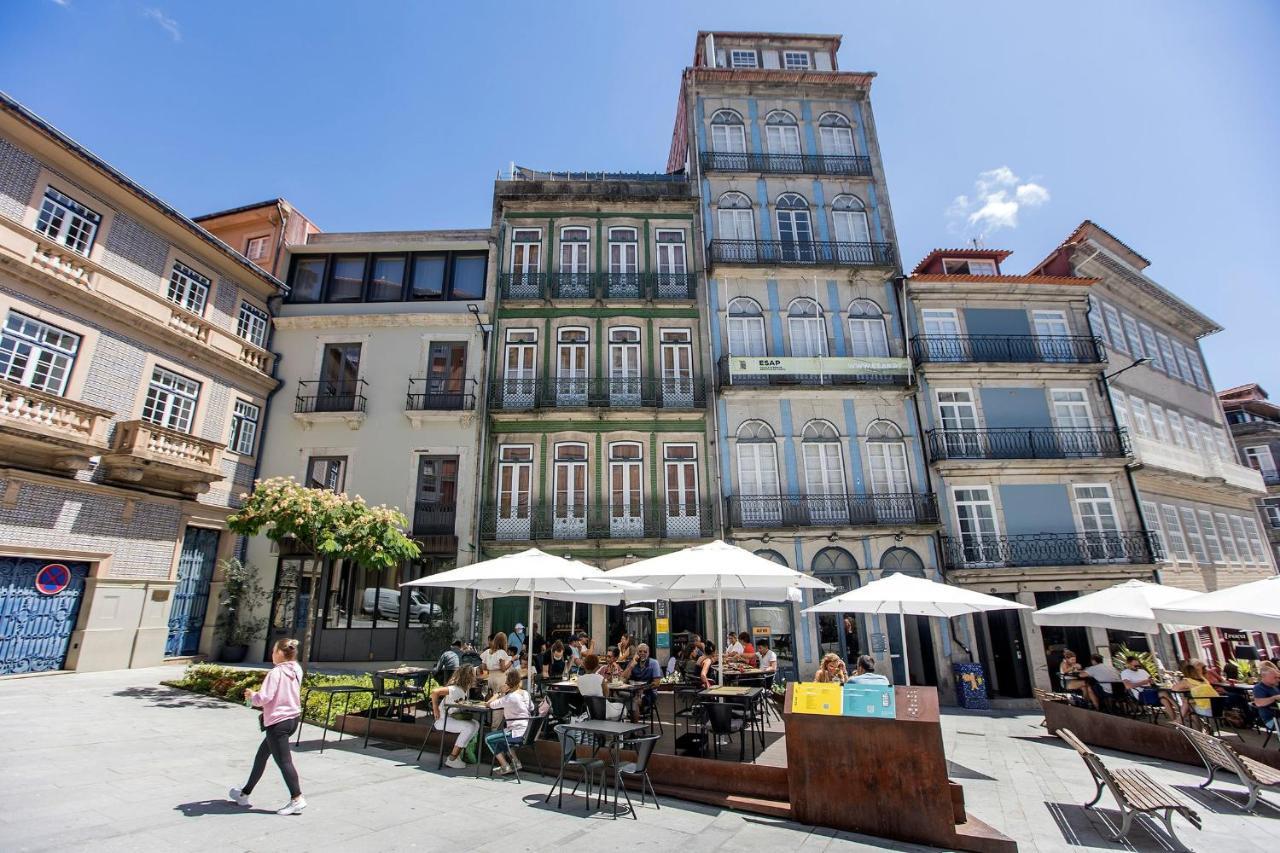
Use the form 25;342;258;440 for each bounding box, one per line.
0;667;1273;852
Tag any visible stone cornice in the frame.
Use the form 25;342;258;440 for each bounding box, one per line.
274;312;490;331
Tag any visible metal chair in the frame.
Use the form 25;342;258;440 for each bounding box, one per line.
546;724;606;810
703;701;748;762
583;694;608;721
487;715;548;783
614;734;662;814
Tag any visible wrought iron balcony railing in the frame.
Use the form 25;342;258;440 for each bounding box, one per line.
480;501;714;541
725;493;939;529
498;272;696;301
716;354;910;387
413;501;457;536
925;427;1129;461
707;239;895;269
940;532;1159;570
295;379;367;414
405;378;476;412
699;151;873;177
911;335;1104;365
488;376;706;410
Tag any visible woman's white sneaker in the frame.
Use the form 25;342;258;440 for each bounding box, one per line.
228;787;251;807
276;797;307;816
444;757;467;770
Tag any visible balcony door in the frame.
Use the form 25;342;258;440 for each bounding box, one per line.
426;342;466;408
921;309;961;361
608;228;640;297
717;194;755;241
787;299;827;358
1033;310;1071;362
954;487;999;564
609;443;644;538
502;330;537;407
802;421;847;524
775;194;813;262
655;230;687;297
495;446;532;540
848;299;889;357
1074;484;1122;562
509;229;541;297
937;389;979;457
318;343;361;412
659;328;694;407
737;421;781;526
727;298;767;357
608;327;641;406
553;443;588;539
414;456;458;536
556;328;588;406
664;444;700;537
868;421;913;523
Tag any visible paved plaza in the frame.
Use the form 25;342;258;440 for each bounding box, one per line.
0;667;1273;852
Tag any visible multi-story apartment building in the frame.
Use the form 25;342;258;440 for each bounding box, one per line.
669;32;940;684
481;169;714;651
1219;384;1280;567
0;94;284;673
196;199;320;279
1033;221;1274;667
905;246;1154;698
242;228;491;664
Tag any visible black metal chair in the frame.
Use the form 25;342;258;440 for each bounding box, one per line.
583;694;608;721
636;688;662;734
614;734;662;814
546;724;606;810
548;690;575;728
487;715;549;783
704;701;747;762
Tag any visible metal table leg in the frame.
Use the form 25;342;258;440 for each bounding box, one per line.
319;692;336;753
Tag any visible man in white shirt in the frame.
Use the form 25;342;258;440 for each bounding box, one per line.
1119;656;1153;698
757;640;778;673
1084;654;1122;701
725;633;745;656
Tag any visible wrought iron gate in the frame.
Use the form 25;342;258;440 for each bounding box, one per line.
165;526;221;657
0;557;88;674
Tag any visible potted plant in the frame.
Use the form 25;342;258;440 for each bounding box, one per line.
214;558;268;663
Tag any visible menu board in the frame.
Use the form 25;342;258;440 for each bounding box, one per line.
843;683;896;718
791;682;843;715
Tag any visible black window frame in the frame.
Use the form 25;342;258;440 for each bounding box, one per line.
326;254;368;304
409;252;449;301
286;251;487;304
305;455;348;492
366;253;408;302
447;252;487;300
288;255;329;304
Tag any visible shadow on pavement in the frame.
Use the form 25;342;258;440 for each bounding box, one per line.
946;760;996;782
1173;784;1280;817
114;686;233;709
175;799;277;817
1044;800;1187;851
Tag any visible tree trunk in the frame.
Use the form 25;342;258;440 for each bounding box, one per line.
296;554;326;669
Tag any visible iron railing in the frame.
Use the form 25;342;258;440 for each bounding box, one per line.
940;532;1159;570
725;493;939;528
925;427;1129;461
488;376;706;410
412;501;457;536
717;354;909;388
707;239;895;268
295;379;367;414
699;151;873;177
911;335;1104;365
405;378;476;411
479;501;714;541
498;272;696;301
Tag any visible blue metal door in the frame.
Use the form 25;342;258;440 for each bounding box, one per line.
166;526;221;657
0;558;88;674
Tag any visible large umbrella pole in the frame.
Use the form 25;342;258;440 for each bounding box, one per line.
526;584;536;693
717;579;724;687
570;600;577;640
899;602;912;686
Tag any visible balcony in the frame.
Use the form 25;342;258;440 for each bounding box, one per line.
1128;434;1267;494
717;354;910;388
0;379;113;474
405;378;476;412
412;501;457;536
707;239;895;269
294;379;367;430
488;377;706;411
480;501;713;542
725;493;939;529
926;427;1128;462
498;272;696;301
911;335;1103;365
98;419;224;496
940;532;1159;570
699;151;873;177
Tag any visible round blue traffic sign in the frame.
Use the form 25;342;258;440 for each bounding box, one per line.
35;563;71;595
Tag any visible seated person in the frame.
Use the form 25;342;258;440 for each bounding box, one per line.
1163;660;1217;723
687;635;705;660
756;640;778;674
623;642;663;715
430;666;480;770
814;652;847;685
576;653;625;721
1058;650;1100;709
485;669;534;776
738;631;757;664
698;643;719;688
598;647;624;680
1201;660;1226;686
1253;665;1280;733
665;644;685;676
725;633;745;657
541;640;571;680
1120;656;1153;698
848;654;889;685
1085;654;1122;699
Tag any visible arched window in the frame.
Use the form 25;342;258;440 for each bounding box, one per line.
776;192;809;210
818;112;856;157
866;419;911;497
812;546;861;658
848;297;889;357
880;547;925;577
754;549;788;566
775;193;813;255
710;109;746;154
717;191;755;243
727;297;766;356
765;110;801;155
813;546;857;574
736;421;781;526
832;194;870;245
802;421;846;521
787;298;826;357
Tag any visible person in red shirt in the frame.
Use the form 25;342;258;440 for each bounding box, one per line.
738;632;757;665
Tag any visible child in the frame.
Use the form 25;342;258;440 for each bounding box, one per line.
230;638;306;815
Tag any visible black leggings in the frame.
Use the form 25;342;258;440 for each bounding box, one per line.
242;717;301;799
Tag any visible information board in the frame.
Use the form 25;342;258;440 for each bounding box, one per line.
791;682;843;715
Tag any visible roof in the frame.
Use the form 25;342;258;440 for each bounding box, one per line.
911;273;1097;287
687;67;875;88
910;248;1013;276
0;91;285;294
696;30;843;46
1218;383;1270;402
192;199;287;222
1031;219;1151;274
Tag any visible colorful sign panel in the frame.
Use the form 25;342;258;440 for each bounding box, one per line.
791;682;843;715
727;355;911;378
34;563;71;596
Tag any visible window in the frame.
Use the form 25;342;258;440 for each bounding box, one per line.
35;187;101;255
1188;351;1208;390
1139;323;1163;371
306;456;347;492
727;297;766;356
142;366;200;433
167;261;211;315
922;308;960;337
553;442;588;538
559;227;590;274
451;255;486;299
847;298;889;357
510;229;542;274
1184;418;1202;453
736;421;781;525
229;399;260;455
1148;403;1169;442
787;298;826;357
881;547;925;576
867;420;910;494
608;227;638;275
1172;342;1193;384
729;49;758;68
1243;445;1277;473
954;487;999;563
936;390;978;440
1128;397;1152;438
1156;332;1177;376
495;445;533;539
818;113;855;156
1161;505;1189;561
291;256;326;302
608;442;644;534
1166;410;1187;447
1197;510;1224;563
414;457;459;534
236;301;269;347
1243;517;1268;563
775;193;812;253
655;229;686;275
411;255;446;299
1121;314;1144;359
765;111;801;156
0;312;81;395
1231;515;1257;561
1215;512;1240;563
941;258;998;275
832;195;870;245
801;421;846;521
663;443;700;535
1140;501;1164;557
426;342;467;399
783;50;811;69
291;251;485;302
1262;506;1280;529
710;109;746;154
717;192;755;242
1087;297;1109;346
501;329;537;407
1110;389;1129;431
328;255;366;302
1102;304;1127;355
1180;507;1208;563
367;255;406;301
245;236;270;261
1074;485;1120;552
755;549;788;566
1050;389;1092;429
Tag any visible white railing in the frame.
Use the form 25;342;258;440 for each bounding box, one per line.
111;419;221;471
1214;460;1266;493
1130;434;1267;493
29;240;93;287
168;307;213;343
0;379;111;445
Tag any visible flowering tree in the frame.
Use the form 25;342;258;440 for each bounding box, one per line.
228;477;420;664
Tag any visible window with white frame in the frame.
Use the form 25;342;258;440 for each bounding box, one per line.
765;111;802;155
229;398;260;455
608;227;638;274
0;311;81;395
1188;350;1208;389
142;366;200;433
942;258;998;275
1139;501;1164;557
34;187;101;255
1243;445;1277;473
1157;332;1177;376
1172;342;1193;383
510;228;541;274
1074;484;1119;538
1167;410;1187;447
1102;304;1127;354
710;110;747;154
1161;504;1190;561
1087;297;1109;345
245;236;270;261
922;308;960;337
1148;403;1170;442
1109;389;1129;431
730;49;758;68
1051;389;1093;429
1185;419;1202;452
559;227;590;274
1243;517;1268;563
787;298;826;356
655;229;687;275
1139;323;1163;371
847;299;889;357
1180;507;1208;563
1262;505;1280;529
832;195;870;244
817;113;855;156
783;50;811;69
167;261;211;315
1215;512;1240;563
1121;314;1144;359
1128;397;1152;438
236;301;269;347
954;487;999;563
867;420;910;494
717;192;755;241
1229;515;1253;561
727;297;767;356
1197;510;1224;563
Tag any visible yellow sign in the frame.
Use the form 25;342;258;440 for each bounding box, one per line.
655;618;669;634
792;682;843;716
752;626;771;638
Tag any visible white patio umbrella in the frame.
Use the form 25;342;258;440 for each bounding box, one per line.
1032;579;1199;635
802;572;1030;685
476;582;644;648
607;540;832;684
401;548;638;691
1151;575;1280;635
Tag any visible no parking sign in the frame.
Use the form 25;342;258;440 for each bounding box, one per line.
35;563;71;595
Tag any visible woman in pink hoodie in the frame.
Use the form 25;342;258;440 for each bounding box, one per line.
229;638;306;815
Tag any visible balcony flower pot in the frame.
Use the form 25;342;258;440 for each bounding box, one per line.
219;643;249;664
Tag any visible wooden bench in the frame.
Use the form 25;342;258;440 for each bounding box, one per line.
1033;687;1074;704
1174;722;1280;811
1057;728;1201;846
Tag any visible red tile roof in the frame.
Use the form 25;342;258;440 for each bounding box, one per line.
910;248;1013;276
911;273;1097;286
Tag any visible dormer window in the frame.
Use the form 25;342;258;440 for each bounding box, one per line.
942;258;998;275
783;51;811;70
729;50;758;68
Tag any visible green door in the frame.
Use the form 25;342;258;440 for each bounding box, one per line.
489;596;527;642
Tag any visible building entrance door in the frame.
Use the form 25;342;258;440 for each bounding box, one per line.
166;526;220;657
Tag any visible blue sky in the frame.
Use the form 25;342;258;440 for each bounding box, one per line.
4;1;1278;391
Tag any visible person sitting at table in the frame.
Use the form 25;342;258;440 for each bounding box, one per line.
541;640;571;680
577;653;625;721
430;665;480;770
756;640;778;674
1252;665;1280;734
814;652;847;684
666;644;686;676
1201;660;1226;686
698;643;719;688
616;634;633;664
623;642;663;715
1058;650;1101;710
848;654;889;685
725;633;744;657
1159;660;1214;724
738;632;757;662
1120;656;1153;699
599;646;624;679
485;669;535;776
480;632;511;695
1085;654;1123;701
434;639;463;681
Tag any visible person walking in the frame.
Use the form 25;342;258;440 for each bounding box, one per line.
229;638;307;815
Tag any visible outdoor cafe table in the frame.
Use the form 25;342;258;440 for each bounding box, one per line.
551;679;646;720
437;700;495;779
561;718;648;819
714;667;767;682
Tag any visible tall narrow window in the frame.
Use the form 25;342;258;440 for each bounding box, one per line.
35;187;101;255
552;443;588;539
775;193;813;261
1230;515;1257;562
317;342;361;411
1172;342;1194;384
1033;310;1071;361
142;366;200;433
1197;510;1224;563
1167;410;1187;447
664;444;700;537
1102;304;1127;355
655;229;687;297
1121;314;1144;359
607;227;640;298
867;420;914;524
954;487;999;564
501;329;537;408
495;445;533;540
229;399;260;455
236;301;269;348
1215;512;1240;563
818;112;855;156
736;420;781;526
1244;517;1268;563
510;229;542;275
847;298;889;357
710;109;746;154
1161;505;1189;562
1075;484;1121;561
659;328;694;407
1148;403;1170;442
167;261;211;315
1139;323;1163;371
0;312;81;395
937;389;979;456
555;327;589;406
787;298;826;357
559;227;590;279
1157;332;1177;377
727;297;767;356
1139;501;1164;558
608;327;641;406
1128;397;1152;438
426;341;467;406
831;195;871;257
802;420;846;523
608;442;643;538
1087;297;1109;346
1180;507;1208;563
414;456;459;535
765;111;801;155
1244;445;1277;474
717;192;755;259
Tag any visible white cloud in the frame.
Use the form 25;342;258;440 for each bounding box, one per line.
49;0;71;6
946;167;1050;235
143;7;181;42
